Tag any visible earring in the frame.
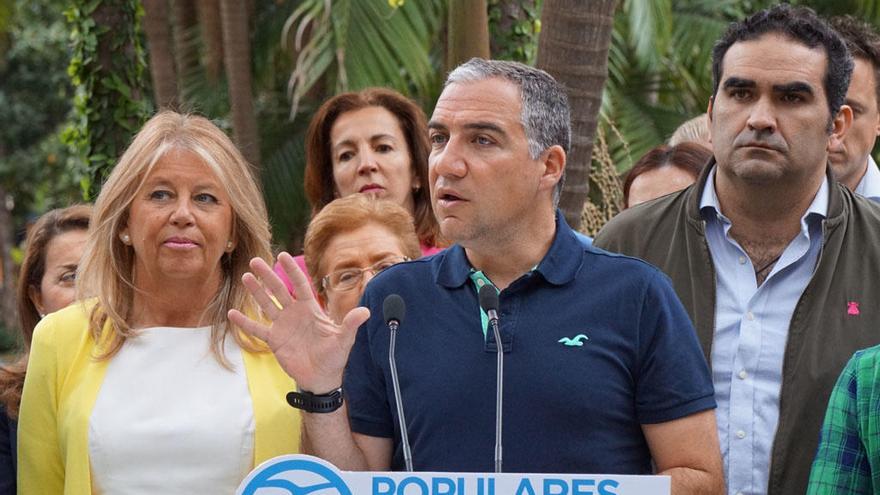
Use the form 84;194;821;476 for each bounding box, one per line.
120;233;131;245
38;313;45;318
226;241;234;252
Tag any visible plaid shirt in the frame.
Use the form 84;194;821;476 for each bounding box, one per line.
808;345;880;494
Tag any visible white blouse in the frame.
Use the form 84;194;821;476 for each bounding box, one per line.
89;326;255;494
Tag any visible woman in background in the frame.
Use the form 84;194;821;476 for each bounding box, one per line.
0;204;91;494
623;142;712;208
18;111;299;494
277;88;442;292
303;195;421;324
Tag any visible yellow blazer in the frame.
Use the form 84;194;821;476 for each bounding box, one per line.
17;301;301;494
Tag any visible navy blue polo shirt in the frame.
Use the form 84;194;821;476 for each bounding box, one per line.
345;210;714;473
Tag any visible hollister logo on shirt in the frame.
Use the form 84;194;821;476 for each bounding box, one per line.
558;334;589;347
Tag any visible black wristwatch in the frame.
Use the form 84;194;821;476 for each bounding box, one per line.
286;386;344;413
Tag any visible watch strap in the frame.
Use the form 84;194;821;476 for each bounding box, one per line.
286;387;344;413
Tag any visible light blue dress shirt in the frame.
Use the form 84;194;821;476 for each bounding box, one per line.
574;231;593;246
700;166;828;495
854;155;880;203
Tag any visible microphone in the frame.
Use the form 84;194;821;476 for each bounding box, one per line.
383;294;414;472
478;284;503;473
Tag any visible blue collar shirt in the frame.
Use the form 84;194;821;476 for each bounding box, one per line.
700;166;828;495
854;155;880;203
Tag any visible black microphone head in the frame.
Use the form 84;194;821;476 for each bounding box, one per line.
383;294;406;325
478;284;499;313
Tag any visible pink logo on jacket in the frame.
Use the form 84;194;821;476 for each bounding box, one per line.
847;301;860;316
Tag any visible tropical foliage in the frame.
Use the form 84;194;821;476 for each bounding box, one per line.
63;0;149;199
0;0;83;343
0;0;80;214
282;0;446;117
4;0;880;341
603;0;880;174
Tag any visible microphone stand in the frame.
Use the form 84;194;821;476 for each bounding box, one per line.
487;309;503;474
388;319;414;472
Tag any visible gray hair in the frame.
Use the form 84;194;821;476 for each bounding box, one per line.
445;58;571;202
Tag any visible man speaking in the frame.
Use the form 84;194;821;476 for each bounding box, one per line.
230;59;724;495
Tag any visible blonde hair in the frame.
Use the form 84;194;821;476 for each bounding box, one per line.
77;110;272;364
304;195;421;298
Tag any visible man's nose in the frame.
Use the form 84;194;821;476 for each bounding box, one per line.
747;97;777;133
430;137;467;179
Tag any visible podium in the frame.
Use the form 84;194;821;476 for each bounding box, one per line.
237;455;670;495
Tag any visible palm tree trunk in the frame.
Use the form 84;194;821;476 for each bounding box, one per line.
172;0;200;91
143;0;179;108
536;0;617;230
219;0;260;169
196;0;224;83
446;0;490;72
489;0;539;60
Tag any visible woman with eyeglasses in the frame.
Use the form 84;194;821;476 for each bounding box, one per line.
301;194;421;323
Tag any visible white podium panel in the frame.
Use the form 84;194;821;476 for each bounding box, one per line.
237;455;670;495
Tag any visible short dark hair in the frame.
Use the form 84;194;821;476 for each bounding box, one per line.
623;143;711;208
829;15;880;108
711;4;853;127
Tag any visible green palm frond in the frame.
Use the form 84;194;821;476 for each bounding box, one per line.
670;11;727;86
283;0;445;119
603;0;729;172
800;0;880;24
622;0;672;70
261;134;310;252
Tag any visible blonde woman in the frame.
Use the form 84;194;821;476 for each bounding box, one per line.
18;111;300;494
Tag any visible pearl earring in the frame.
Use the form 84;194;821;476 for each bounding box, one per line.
120;233;131;244
226;241;234;251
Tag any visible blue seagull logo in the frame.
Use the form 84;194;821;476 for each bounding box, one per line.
558;334;589;347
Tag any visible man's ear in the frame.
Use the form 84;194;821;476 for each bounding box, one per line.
829;104;854;152
874;110;880;137
539;145;566;194
706;96;715;144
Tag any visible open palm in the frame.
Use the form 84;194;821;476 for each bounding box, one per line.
228;252;370;392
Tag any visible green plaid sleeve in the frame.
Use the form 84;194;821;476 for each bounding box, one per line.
807;351;873;494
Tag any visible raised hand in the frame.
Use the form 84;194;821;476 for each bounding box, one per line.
228;252;370;392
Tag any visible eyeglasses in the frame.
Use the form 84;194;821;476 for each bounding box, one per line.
321;256;409;292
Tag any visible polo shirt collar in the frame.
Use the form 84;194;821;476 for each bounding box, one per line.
434;209;583;289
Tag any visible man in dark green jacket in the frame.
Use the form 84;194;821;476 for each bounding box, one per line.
596;5;880;495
